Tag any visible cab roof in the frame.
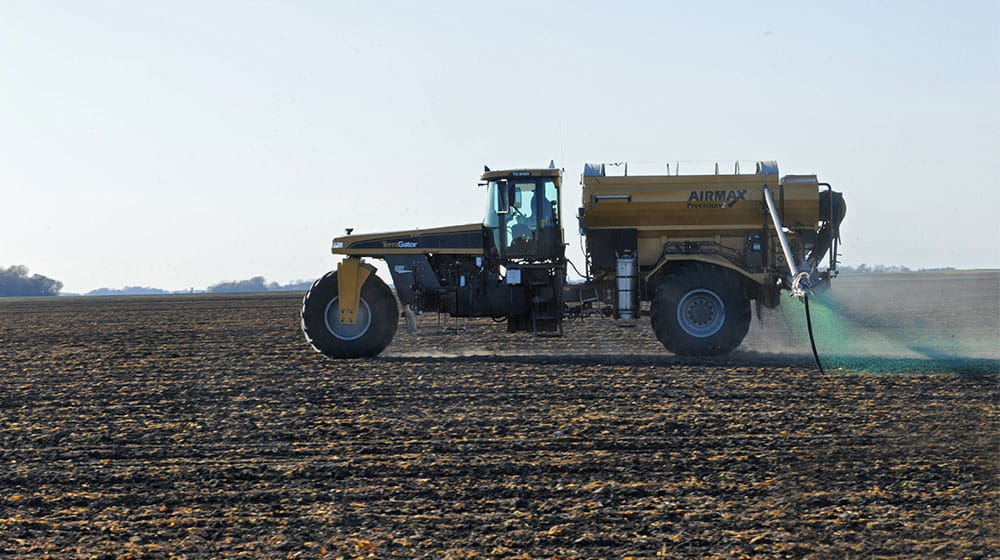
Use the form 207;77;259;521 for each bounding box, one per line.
481;168;561;181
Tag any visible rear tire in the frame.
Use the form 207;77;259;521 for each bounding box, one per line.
301;271;398;358
650;263;751;356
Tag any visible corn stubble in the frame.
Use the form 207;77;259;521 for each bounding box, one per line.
0;293;996;559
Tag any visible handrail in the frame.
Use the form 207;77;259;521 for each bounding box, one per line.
583;160;764;177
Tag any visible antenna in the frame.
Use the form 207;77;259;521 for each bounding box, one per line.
557;116;565;170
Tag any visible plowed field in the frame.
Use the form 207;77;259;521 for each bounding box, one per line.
1;292;996;559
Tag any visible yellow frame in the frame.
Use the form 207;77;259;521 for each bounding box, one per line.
336;257;373;325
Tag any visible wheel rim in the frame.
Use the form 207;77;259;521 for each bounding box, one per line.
676;288;726;338
323;297;372;341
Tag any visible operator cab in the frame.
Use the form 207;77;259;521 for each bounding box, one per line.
482;168;562;262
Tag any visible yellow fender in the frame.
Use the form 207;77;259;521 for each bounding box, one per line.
337;257;374;325
646;254;766;287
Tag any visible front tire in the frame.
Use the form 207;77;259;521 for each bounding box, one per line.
650;263;751;356
301;271;398;358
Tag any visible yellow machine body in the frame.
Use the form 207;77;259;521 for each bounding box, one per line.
581;163;821;285
331;223;485;257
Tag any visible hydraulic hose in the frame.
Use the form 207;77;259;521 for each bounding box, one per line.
803;295;824;374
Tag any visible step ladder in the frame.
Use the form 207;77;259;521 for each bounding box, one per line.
529;279;563;337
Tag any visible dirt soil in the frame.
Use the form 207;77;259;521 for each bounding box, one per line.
0;293;996;559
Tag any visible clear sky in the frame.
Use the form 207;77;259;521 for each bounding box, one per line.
2;1;998;293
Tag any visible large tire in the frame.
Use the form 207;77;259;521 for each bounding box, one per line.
301;271;398;358
650;263;751;356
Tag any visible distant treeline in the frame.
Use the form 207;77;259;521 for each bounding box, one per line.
86;286;172;296
838;264;955;274
85;278;314;296
208;277;313;293
0;266;63;297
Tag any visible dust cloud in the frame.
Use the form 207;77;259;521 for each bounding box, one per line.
743;271;999;374
383;272;998;374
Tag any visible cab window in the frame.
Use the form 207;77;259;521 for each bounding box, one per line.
540;179;558;228
506;182;537;251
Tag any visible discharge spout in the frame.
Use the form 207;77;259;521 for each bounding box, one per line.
762;185;810;297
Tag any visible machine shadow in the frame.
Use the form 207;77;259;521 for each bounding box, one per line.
378;352;999;377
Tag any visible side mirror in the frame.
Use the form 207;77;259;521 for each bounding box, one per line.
496;180;510;214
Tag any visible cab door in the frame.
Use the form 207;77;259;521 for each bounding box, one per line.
535;177;562;259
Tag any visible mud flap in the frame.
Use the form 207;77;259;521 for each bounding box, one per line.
404;305;418;333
